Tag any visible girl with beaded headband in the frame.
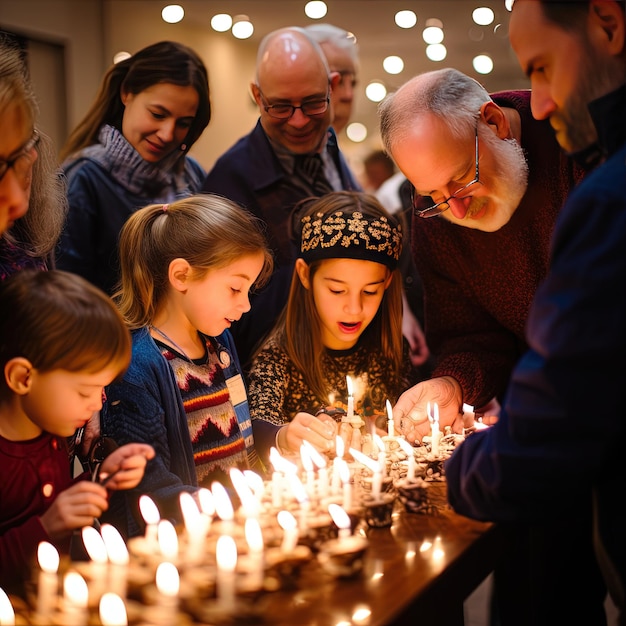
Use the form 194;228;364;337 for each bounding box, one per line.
247;190;422;437
101;195;337;537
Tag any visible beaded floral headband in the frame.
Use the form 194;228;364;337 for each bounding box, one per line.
299;209;402;270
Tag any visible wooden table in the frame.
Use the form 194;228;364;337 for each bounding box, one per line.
260;484;508;626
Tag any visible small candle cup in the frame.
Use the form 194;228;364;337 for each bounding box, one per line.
362;492;395;528
317;535;369;578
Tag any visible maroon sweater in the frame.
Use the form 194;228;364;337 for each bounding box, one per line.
413;90;585;408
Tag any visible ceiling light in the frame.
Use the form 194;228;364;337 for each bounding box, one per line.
211;13;233;32
305;1;328;20
346;122;367;143
472;7;495;26
113;51;131;64
383;56;404;75
505;0;515;10
473;54;494;74
425;44;447;62
161;4;184;24
423;26;444;44
394;10;417;29
365;81;387;102
232;15;254;39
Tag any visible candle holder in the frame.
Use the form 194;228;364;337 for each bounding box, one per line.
263;545;313;591
298;511;339;553
317;535;369;578
394;476;432;514
362;493;395;528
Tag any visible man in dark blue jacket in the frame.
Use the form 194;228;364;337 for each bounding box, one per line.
202;27;359;372
445;1;626;624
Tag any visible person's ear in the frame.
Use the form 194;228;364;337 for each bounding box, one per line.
479;101;510;140
168;258;192;293
295;258;311;289
250;83;262;107
329;71;341;92
384;269;394;290
4;357;34;395
589;0;625;54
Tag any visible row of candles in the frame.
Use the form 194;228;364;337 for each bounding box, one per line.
0;383;451;625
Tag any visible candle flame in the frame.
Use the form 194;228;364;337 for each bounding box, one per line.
327;503;351;530
179;491;202;532
335;435;344;459
63;571;88;607
211;481;234;521
243;470;265;500
82;526;108;563
244;517;264;553
277;510;297;531
157;520;179;559
302;439;326;468
397;437;413;456
0;587;15;624
229;467;256;514
101;524;129;566
155;562;179;597
346;375;354;397
269;447;298;473
349;447;379;473
216;535;237;571
139;495;160;525
197;488;215;516
299;444;314;472
338;459;350;484
99;592;127;626
386;399;393;423
37;541;59;573
373;434;385;454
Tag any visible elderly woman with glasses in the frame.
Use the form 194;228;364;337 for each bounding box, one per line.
0;39;67;279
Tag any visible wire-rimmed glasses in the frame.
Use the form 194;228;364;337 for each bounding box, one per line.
257;87;330;120
412;125;480;219
0;130;40;184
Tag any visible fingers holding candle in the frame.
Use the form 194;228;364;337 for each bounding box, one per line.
282;412;337;455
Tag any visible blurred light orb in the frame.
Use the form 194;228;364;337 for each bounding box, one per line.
161;4;184;24
472;7;495;25
305;1;328;19
211;13;233;32
473;54;494;74
113;51;131;64
232;16;254;39
395;10;417;29
422;26;444;44
365;81;387;102
346;122;367;143
426;44;447;62
383;55;404;75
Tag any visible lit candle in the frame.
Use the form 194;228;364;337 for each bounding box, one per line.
429;402;440;458
0;587;15;625
327;503;351;540
277;510;298;553
35;541;59;624
243;470;265;506
303;440;329;500
299;444;316;500
101;524;129;600
339;460;352;510
331;436;344;495
230;467;259;518
180;492;208;566
346;375;354;421
62;571;88;626
244;517;264;590
216;535;237;612
373;433;387;478
397;437;417;482
350;447;382;500
99;592;127;626
82;526;108;604
386;399;395;437
155;561;179;621
139;495;161;551
287;473;310;533
157;519;179;563
212;481;235;535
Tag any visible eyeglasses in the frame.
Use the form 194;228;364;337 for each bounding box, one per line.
412;125;481;219
0;130;40;184
257;87;330;120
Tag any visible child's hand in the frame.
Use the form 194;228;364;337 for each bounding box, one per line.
98;443;155;490
284;412;337;455
39;481;110;540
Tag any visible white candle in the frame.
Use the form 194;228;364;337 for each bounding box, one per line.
82;526;108;604
397;437;417;482
299;444;316;500
337;460;352;510
62;571;88;626
101;524;129;600
216;535;237;612
244;518;264;590
139;495;161;552
303;440;329;499
99;592;127;626
155;561;179;622
180;492;208;566
350;448;382;500
35;541;59;623
157;519;179;563
430;402;441;458
277;510;299;553
0;587;15;625
346;375;354;420
386;399;395;437
373;434;387;478
331;436;344;495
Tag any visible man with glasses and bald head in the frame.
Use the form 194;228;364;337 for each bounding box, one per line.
202;26;359;373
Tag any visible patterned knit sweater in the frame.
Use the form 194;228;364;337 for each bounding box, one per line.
247;337;420;427
413;90;585;408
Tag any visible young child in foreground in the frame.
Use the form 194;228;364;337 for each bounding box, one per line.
0;269;154;591
247;190;422;435
101;195;336;538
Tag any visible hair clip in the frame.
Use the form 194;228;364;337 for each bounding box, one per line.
162;204;169;212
